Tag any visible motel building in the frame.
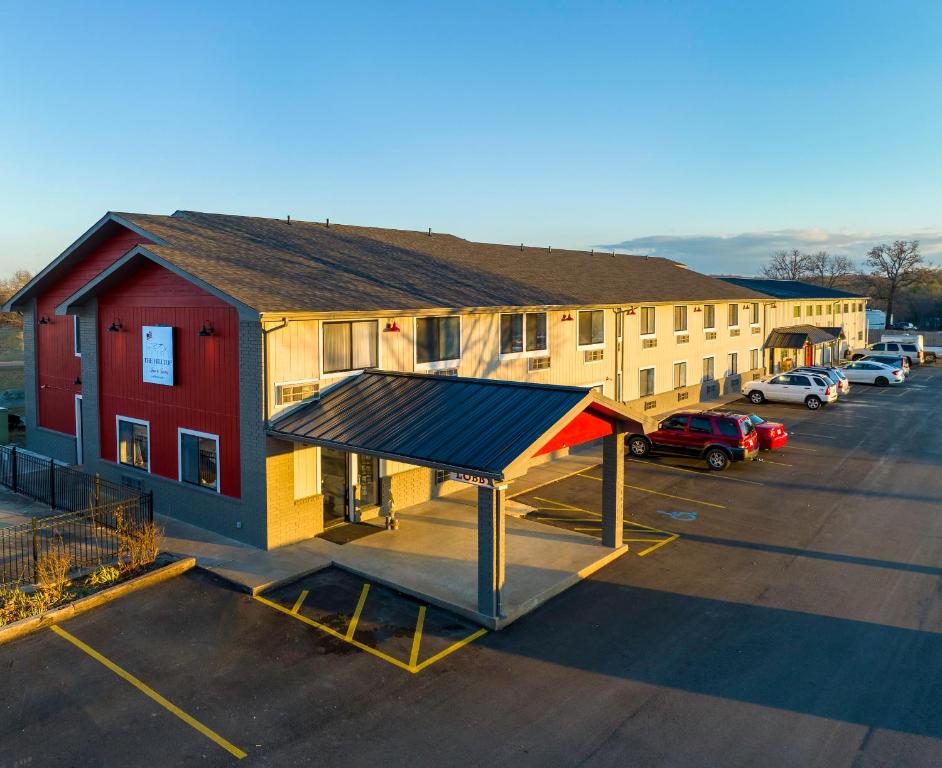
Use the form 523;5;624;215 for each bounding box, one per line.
3;211;863;625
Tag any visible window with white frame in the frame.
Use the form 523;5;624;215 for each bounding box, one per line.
640;306;656;336
73;315;81;357
639;367;655;397
577;310;604;349
416;316;461;366
276;380;319;406
793;305;801;318
673;305;688;333
673;361;687;389
728;352;739;375
728;303;739;327
117;417;149;471
179;429;219;492
499;312;547;356
322;320;378;374
702;356;715;381
750;303;759;325
703;304;716;329
750;348;760;370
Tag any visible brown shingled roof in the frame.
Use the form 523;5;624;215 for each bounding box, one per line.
114;211;768;313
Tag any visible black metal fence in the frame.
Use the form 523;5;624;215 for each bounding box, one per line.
0;446;153;588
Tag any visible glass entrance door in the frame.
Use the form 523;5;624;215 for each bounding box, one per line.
321;447;349;527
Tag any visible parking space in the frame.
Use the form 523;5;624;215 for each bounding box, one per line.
3;364;942;767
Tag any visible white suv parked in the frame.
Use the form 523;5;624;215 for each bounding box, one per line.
743;372;839;410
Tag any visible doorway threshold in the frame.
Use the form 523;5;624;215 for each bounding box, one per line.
317;521;385;545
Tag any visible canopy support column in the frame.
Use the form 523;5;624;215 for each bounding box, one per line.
477;484;506;618
601;426;625;548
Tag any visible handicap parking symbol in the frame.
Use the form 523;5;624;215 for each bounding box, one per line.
657;510;697;522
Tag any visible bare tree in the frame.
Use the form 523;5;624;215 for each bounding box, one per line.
806;251;854;288
0;269;31;326
761;249;810;280
865;241;923;327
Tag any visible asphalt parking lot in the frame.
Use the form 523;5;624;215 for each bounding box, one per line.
3;367;942;767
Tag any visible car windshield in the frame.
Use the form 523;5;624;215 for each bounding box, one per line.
747;414;765;426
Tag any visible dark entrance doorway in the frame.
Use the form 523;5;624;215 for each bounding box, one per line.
321;447;348;527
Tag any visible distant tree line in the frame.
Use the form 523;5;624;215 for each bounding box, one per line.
0;270;31;326
761;241;941;329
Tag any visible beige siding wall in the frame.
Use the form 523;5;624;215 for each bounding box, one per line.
766;298;869;356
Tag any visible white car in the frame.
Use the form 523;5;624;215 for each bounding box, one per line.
743;372;839;410
839;360;905;386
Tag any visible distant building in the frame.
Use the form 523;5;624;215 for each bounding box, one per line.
867;309;887;329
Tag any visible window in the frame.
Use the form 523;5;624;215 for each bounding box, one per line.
640;306;656;335
806;305;813;316
117;417;149;471
179;429;219;492
673;361;687;389
577;310;604;348
750;303;759;325
660;415;688;431
717;420;741;438
858;302;863;312
702;356;715;381
500;312;547;356
528;355;550;371
673;305;688;333
728;304;739;327
434;469;449;485
844;303;849;313
816;304;823;316
276;381;319;405
703;304;715;329
323;320;378;374
584;349;604;363
793;305;801;318
750;348;760;370
728;352;738;375
73;315;81;357
416;316;461;366
689;416;713;434
639;367;655;397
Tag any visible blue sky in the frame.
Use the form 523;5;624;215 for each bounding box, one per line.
1;0;940;275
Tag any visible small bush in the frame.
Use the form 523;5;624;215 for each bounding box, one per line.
88;564;121;587
113;506;163;573
35;548;72;604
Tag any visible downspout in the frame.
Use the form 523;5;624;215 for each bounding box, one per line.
261;317;289;425
614;308;625;402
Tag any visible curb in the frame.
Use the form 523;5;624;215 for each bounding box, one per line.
0;556;196;646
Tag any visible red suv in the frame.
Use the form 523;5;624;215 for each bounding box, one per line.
626;411;760;471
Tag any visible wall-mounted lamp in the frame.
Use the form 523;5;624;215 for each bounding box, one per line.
626;307;637;315
742;304;751;310
74;376;82;386
107;318;123;332
38;315;51;325
384;321;401;332
769;303;777;309
561;313;574;322
198;320;215;337
693;306;703;312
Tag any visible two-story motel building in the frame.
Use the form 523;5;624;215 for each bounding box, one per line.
4;211;866;550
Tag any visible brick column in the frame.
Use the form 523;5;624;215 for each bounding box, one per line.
477;484;506;618
602;425;625;548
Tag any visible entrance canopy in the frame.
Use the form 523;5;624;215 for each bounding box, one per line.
269;370;642;482
763;324;843;349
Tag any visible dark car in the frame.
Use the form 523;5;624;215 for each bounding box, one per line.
627;411;760;471
888;322;917;331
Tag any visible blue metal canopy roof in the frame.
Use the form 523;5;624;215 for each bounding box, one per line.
268;371;639;480
719;277;866;301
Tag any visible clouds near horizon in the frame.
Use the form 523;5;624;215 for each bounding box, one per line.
600;229;942;275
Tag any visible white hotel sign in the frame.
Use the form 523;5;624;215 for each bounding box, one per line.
142;325;174;386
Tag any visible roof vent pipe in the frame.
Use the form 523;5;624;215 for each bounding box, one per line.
428;228;432;236
326;218;330;228
287;215;291;225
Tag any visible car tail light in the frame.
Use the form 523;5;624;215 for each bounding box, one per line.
893;369;901;375
825;386;831;395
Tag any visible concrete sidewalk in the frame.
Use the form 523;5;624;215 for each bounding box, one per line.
158;448;618;628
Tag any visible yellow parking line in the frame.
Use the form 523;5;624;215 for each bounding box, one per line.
785;445;818;452
760;458;793;467
345;583;371;640
531;497;675;533
577;473;726;510
637;534;680;556
412;628;489;673
409;606;426;668
626;458;764;486
51;625;246;760
291;589;309;614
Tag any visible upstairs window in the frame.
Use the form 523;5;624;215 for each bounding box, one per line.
640;306;656;335
750;303;760;324
577;310;604;349
793;305;801;318
673;305;688;333
323;320;378;374
500;312;547;356
416;316;461;366
728;303;739;327
703;304;716;329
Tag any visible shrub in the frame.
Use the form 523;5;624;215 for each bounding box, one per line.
88;564;121;587
113;506;163;572
35;547;72;604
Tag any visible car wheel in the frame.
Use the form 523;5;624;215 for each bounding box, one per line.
805;395;822;410
875;376;888;387
748;390;765;404
704;448;730;471
628;436;651;457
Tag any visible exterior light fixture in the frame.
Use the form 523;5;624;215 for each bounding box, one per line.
769;303;777;309
742;304;751;309
561;313;574;321
693;306;702;312
198;321;215;337
38;315;51;325
108;318;123;332
626;307;637;315
74;376;82;385
384;321;401;332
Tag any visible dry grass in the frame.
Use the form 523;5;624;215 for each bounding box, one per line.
35;548;72;603
114;506;163;572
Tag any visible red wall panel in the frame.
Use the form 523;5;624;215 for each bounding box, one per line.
97;261;241;498
36;228;149;434
533;408;616;456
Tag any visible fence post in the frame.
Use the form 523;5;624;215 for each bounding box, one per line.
49;457;57;510
95;473;101;508
147;491;154;524
31;518;39;584
11;446;17;494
